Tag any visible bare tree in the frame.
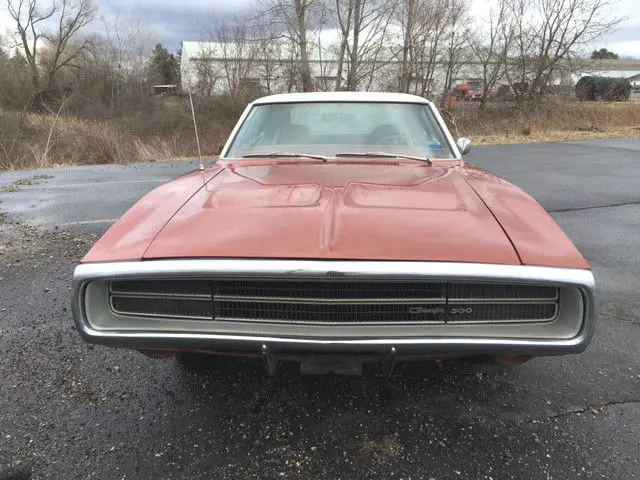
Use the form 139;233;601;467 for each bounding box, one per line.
215;17;260;97
260;0;323;92
438;0;470;109
504;0;623;105
470;0;514;115
7;0;97;96
311;28;336;91
254;25;284;94
411;0;450;97
191;53;224;96
99;9;156;106
6;0;55;92
195;13;272;98
396;0;416;93
331;0;396;91
394;0;455;97
0;45;33;108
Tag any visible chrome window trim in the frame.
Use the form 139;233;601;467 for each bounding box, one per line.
219;98;462;161
72;259;595;356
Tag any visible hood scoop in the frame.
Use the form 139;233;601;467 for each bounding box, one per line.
143;163;520;264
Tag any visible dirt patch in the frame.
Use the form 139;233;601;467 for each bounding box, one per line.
0;174;55;192
0;213;94;273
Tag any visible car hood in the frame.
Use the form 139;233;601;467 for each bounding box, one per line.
140;159;521;264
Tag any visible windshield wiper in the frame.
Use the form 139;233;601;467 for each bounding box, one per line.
242;152;328;161
335;152;431;164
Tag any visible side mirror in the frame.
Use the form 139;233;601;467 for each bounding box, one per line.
456;137;472;156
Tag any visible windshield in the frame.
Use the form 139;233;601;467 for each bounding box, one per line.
224;102;454;160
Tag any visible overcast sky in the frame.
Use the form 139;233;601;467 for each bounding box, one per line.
1;0;639;58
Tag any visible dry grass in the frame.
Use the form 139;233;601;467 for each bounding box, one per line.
470;126;640;146
0;98;638;170
0;96;238;171
451;100;640;146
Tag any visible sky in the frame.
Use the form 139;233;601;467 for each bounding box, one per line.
1;0;638;58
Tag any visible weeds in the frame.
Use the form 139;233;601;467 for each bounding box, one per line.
0;95;237;170
449;99;640;144
0;97;638;171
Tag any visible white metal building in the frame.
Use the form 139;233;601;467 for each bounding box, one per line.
180;36;484;96
181;39;640;96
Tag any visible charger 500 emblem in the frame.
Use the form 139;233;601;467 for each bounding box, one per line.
408;306;473;314
450;307;473;314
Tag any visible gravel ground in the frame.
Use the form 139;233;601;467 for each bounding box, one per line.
0;214;638;480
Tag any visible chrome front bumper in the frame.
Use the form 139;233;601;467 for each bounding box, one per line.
72;259;596;357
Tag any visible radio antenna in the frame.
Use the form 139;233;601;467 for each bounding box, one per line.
186;74;204;171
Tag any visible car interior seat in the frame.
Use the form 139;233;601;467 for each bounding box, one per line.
279;124;312;145
369;124;404;145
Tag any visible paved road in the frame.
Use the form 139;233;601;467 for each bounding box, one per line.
0;139;639;479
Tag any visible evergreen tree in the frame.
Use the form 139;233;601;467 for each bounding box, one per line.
150;43;179;85
591;48;619;60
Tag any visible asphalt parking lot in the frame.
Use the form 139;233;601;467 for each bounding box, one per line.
0;138;639;479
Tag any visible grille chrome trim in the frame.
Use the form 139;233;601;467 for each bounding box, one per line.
72;260;596;356
213;296;447;304
76;259;594;286
108;291;211;300
105;276;562;325
210;317;445;325
109;279;210;298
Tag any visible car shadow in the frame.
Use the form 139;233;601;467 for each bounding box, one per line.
172;355;522;413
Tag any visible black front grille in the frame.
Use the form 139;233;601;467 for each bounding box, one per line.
449;284;557;301
214;280;445;300
447;302;557;323
215;300;446;323
111;295;213;319
108;279;559;324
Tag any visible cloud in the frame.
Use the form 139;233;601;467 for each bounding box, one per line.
94;0;256;50
593;18;640;58
598;0;640;57
2;0;638;57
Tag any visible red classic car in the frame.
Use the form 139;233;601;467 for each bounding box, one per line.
72;92;595;375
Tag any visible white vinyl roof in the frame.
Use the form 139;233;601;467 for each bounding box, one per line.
252;91;433;105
